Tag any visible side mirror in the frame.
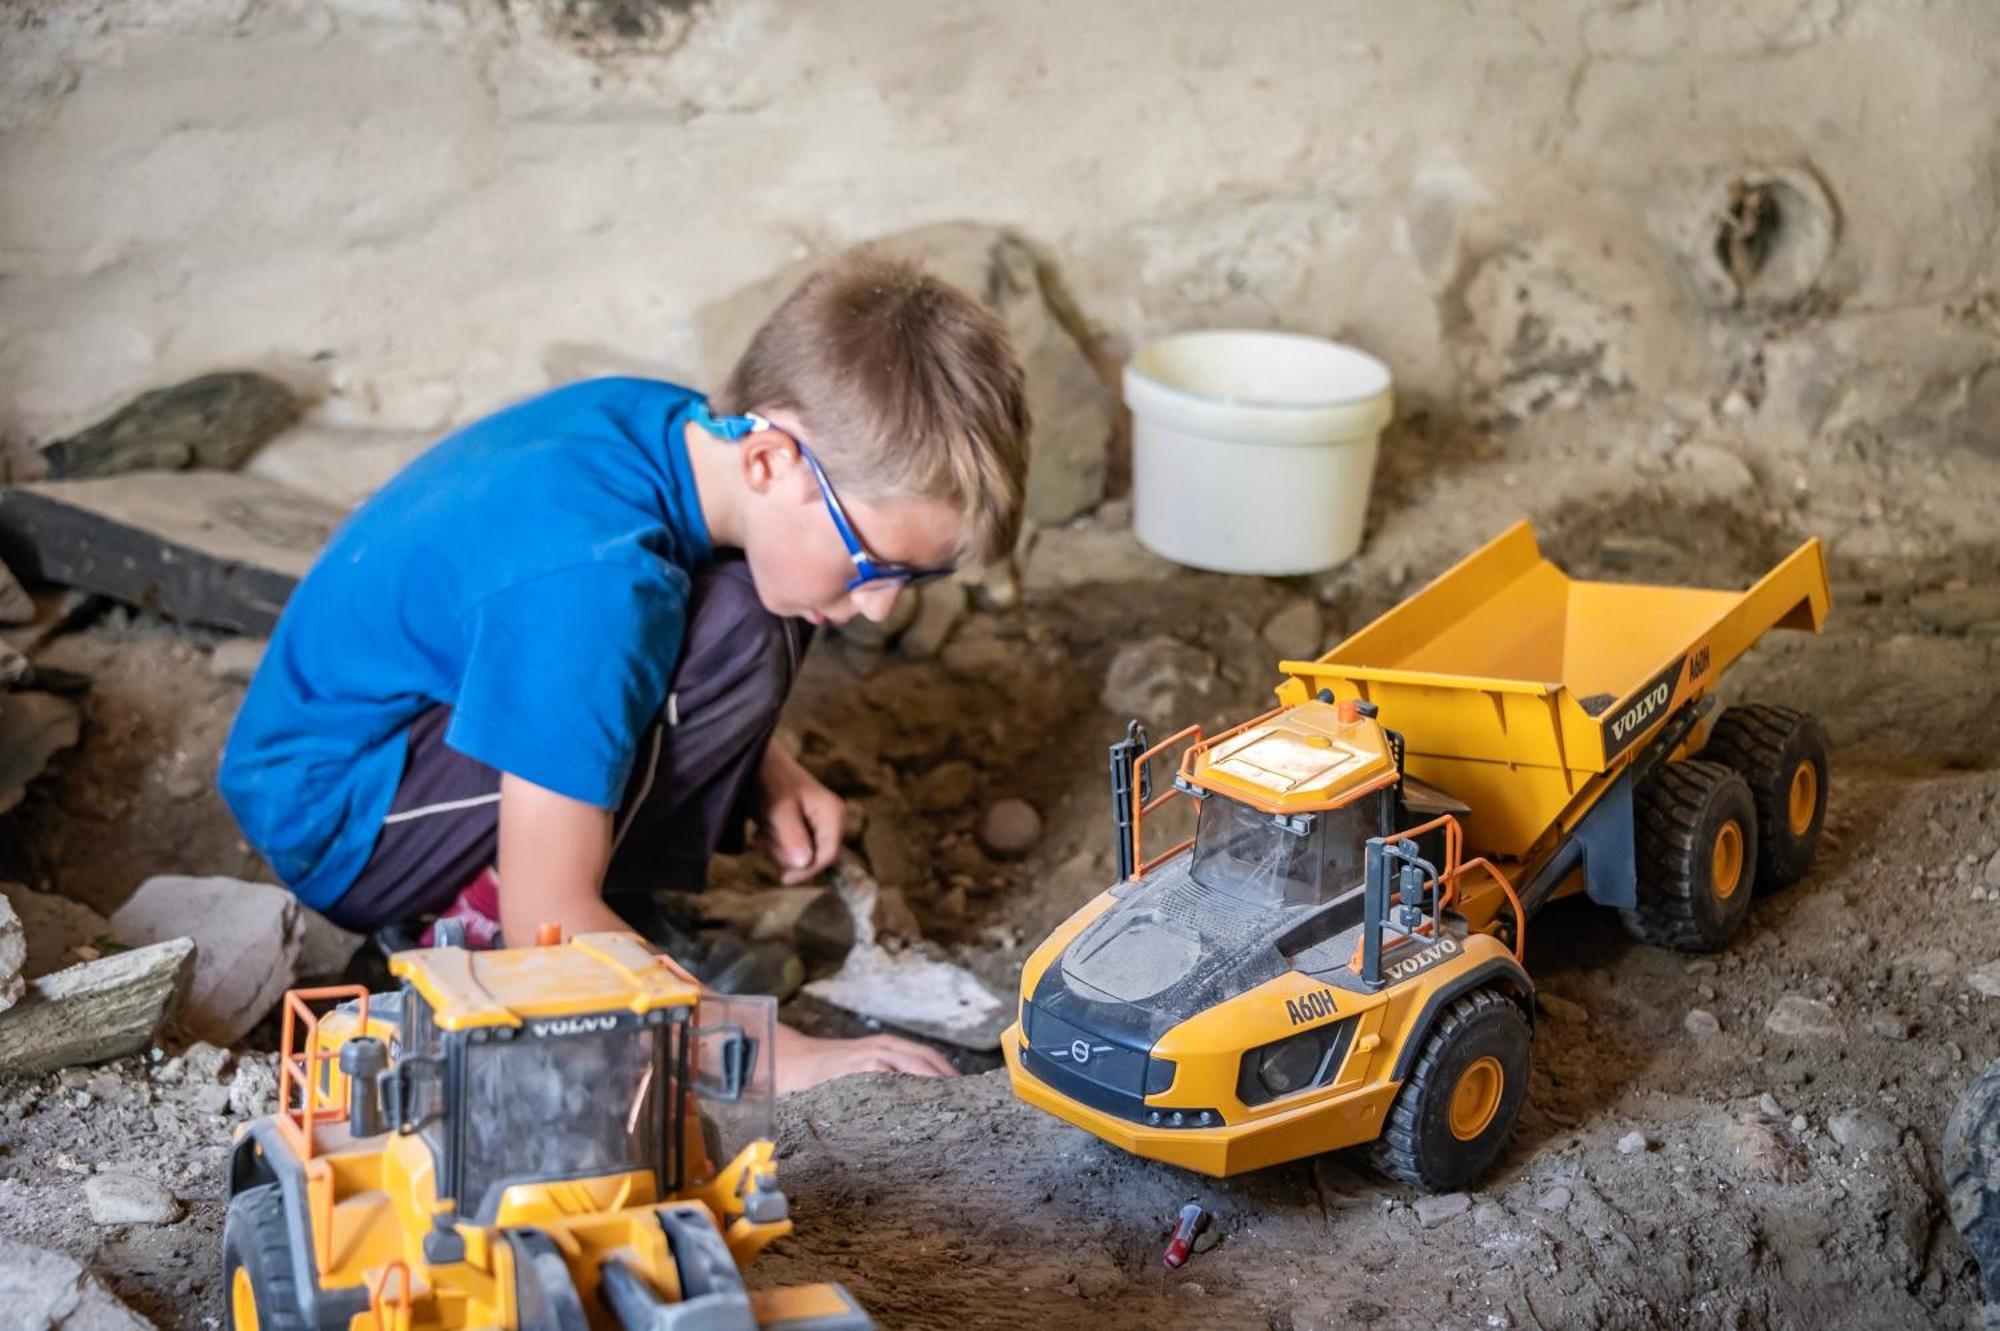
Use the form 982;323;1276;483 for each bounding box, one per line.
382;1056;445;1134
338;1037;389;1137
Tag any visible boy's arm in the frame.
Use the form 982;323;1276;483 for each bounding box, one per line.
495;772;631;945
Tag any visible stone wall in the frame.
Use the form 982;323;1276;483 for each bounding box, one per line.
3;0;1995;496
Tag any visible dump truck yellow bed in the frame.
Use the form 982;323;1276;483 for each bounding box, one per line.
1276;521;1830;863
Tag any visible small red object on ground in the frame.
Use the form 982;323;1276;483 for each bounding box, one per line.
1162;1202;1211;1269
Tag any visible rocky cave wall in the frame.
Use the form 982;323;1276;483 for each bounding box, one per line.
2;0;1995;508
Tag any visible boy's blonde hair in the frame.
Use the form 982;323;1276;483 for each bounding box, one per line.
719;252;1030;564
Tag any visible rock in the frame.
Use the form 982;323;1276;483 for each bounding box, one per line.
910;760;979;814
82;1173;181;1226
293;907;364;983
110;875;305;1046
1731;1111;1810;1184
0;472;343;634
1683;1008;1722;1037
40;371;299;479
1902;948;1958;981
181;1041;232;1081
228;1056;280;1117
1985;848;2000;891
697;224;1113;526
1538;993;1588;1025
0;556;33;625
0;692;83;815
208;636;267;684
1616;1130;1652;1155
978;798;1043;859
1758;1092;1785;1117
189;1084;231;1116
0;938;195;1075
1536;1184;1572;1213
1413;1192;1472;1227
1869;1012;1912;1040
1021;507;1179;592
1764;994;1843;1039
0;885;112;980
898;580;967;660
0;1235;156;1331
1101;635;1222;727
1967;960;2000;999
0;896;22;1014
1260;597;1323;660
1674;441;1757;493
1828;1108;1898;1154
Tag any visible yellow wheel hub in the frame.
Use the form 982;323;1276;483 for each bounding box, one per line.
1787;762;1818;838
231;1266;259;1331
1447;1055;1504;1141
1711;820;1745;900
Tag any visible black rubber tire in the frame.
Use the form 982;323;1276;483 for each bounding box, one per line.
1364;988;1531;1193
1621;759;1758;952
1947;1058;2000;1305
1701;703;1829;891
223;1184;310;1331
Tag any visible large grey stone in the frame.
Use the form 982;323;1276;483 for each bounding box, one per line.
695;222;1114;526
110;875;304;1046
0;1236;156;1331
0;938;195;1076
0;472;342;634
40;371;298;479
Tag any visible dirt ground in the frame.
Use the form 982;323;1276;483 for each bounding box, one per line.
1;396;1997;1330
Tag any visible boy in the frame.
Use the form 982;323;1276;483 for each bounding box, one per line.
218;253;1030;1092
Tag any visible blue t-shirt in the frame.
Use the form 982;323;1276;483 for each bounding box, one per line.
218;377;714;910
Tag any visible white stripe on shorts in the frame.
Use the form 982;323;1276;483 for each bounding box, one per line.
380;791;503;825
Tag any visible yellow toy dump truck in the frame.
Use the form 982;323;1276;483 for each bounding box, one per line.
1004;520;1831;1191
222;927;871;1331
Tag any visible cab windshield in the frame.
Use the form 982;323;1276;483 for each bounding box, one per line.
458;1024;668;1217
1190;795;1373;908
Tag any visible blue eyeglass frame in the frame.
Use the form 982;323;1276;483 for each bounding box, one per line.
690;401;958;593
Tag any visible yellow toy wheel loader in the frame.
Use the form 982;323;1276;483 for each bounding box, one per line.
1004;521;1831;1191
222;927;872;1331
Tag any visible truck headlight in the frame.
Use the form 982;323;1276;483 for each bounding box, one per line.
1236;1018;1355;1108
1257;1034;1322;1097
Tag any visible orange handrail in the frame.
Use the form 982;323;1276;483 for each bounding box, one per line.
275;985;370;1164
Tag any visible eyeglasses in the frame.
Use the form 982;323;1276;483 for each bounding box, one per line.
691;402;957;593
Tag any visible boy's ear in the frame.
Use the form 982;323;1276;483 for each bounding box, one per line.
737;428;801;497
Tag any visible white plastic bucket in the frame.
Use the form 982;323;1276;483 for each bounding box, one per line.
1124;330;1393;575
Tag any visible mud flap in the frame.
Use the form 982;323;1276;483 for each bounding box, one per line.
1577;774;1637;909
507;1229;590;1331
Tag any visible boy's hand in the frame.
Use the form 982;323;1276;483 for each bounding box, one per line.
772;1022;957;1092
753;741;845;884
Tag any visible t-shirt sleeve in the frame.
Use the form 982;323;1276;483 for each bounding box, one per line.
445;563;688;808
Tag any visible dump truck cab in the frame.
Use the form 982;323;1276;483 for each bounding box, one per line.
224;931;871;1331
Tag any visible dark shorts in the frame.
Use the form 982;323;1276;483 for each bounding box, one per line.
321;558;809;932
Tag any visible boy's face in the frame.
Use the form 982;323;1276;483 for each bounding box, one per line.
735;409;965;626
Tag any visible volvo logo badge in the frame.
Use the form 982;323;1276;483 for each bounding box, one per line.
1050;1039;1114;1064
1070;1039;1092;1064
